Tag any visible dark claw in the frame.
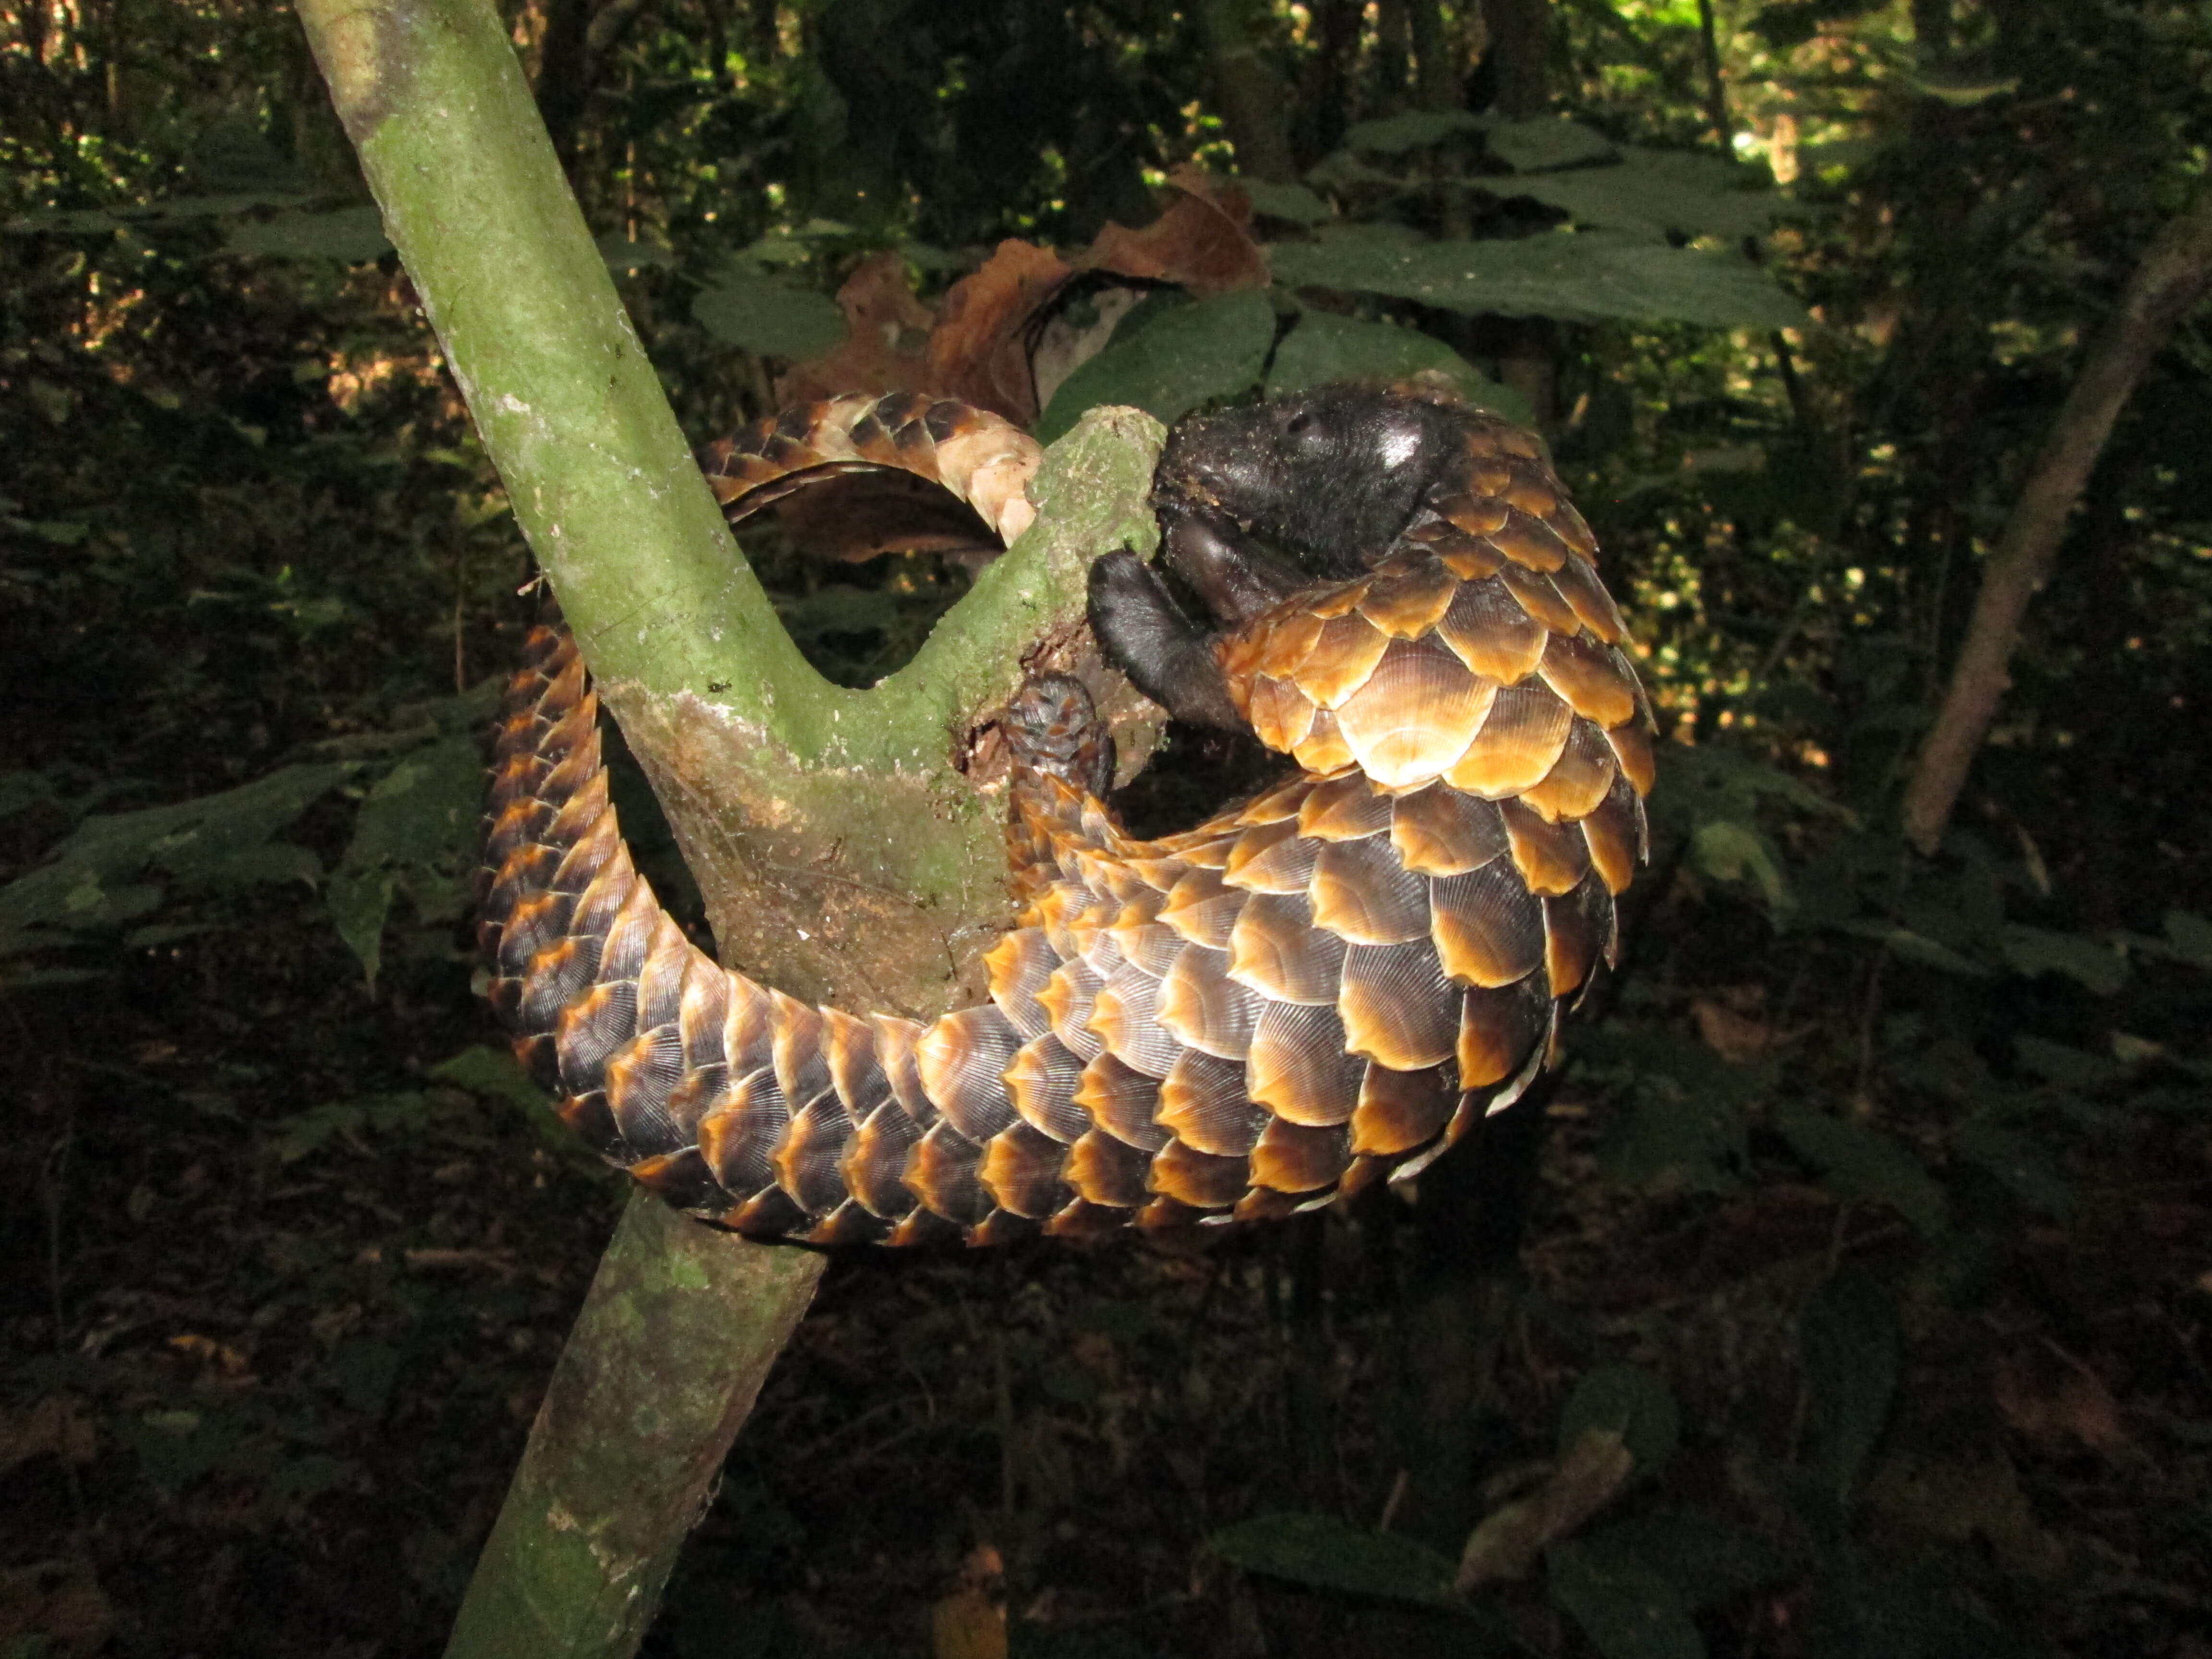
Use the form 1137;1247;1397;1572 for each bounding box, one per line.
1086;551;1243;729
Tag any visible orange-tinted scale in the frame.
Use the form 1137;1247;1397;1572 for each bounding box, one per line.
917;1004;1024;1140
1037;957;1106;1062
1433;576;1549;685
1444;681;1575;800
1549;552;1628;643
1391;784;1510;878
698;1068;786;1195
1158;867;1247;949
1249;1119;1353;1194
602;1022;687;1151
1538;632;1641;729
1157;1048;1268;1156
1156;943;1265;1060
1350;1063;1457;1156
772;1094;856;1214
626;1148;730;1214
985;930;1059;1041
1356;557;1462;639
1434;491;1509;539
842;1098;924;1216
1247;675;1318;752
868;1013;932;1123
1457;975;1552;1089
1289;709;1356;774
1228;891;1348;1006
1067;1127;1154;1208
1429;860;1545;988
906;1119;991;1226
1073;1050;1169;1151
1500;796;1591;897
1090;959;1180;1078
1291;611;1393;710
799;1202;891;1248
1225;817;1323;896
1543;871;1619;1000
1580;773;1644;896
731;1185;812;1238
1519;719;1620;824
1304;577;1372;621
1246;999;1366;1127
1496;563;1583;636
1147;1139;1250;1209
1253;607;1326;679
1298;772;1395;842
1487;508;1570;574
1338;938;1460;1070
1310;834;1431;946
1044;1197;1135;1238
768;989;831;1106
1604;718;1657;797
980;1120;1072;1218
1334;637;1498;790
1006;1033;1091;1142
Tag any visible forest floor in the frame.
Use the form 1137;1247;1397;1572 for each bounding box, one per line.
2;795;2208;1659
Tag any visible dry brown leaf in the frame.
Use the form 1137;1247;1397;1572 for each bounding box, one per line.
0;1563;113;1657
925;240;1074;424
775;252;938;406
931;1545;1007;1659
1693;996;1772;1063
1455;1426;1634;1589
1993;1348;2130;1457
0;1395;97;1476
1082;168;1271;295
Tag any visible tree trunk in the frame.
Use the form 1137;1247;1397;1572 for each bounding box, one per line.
1899;185;2212;854
1479;0;1549;120
1194;0;1298;184
296;3;1166;1651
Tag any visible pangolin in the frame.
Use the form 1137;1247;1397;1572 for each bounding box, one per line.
475;386;1651;1246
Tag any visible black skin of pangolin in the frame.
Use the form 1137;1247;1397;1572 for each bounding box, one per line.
479;384;1648;1243
1089;386;1473;726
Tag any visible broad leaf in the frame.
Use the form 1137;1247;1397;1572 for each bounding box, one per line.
692;267;849;358
1487;118;1615;172
1208;1512;1456;1607
1771;1099;1947;1235
1265;312;1528;421
1266;232;1809;330
1799;1270;1900;1515
1033;290;1276;445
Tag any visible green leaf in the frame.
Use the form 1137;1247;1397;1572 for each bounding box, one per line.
1799;1270;1900;1514
225;205;392;263
1546;1539;1705;1659
1265;232;1809;330
692;268;848;358
1034;290;1276;445
343;735;485;872
1854;925;1990;978
327;866;399;990
1575;1512;1794;1611
1771;1099;1947;1235
0;763;350;949
1344;109;1485;154
432;1045;555;1114
1238;180;1333;225
1688;818;1792;912
1558;1365;1680;1479
1949;1119;2073;1217
1486;118;1616;172
329;733;487;986
2161;909;2212;968
1997;925;2125;995
1266;312;1529;421
1498;148;1800;242
1208;1513;1456;1608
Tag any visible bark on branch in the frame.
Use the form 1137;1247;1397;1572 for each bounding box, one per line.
1899;185;2212;854
294;4;1166;1652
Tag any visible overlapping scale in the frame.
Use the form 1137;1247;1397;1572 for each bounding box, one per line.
1334;637;1497;788
481;394;1655;1245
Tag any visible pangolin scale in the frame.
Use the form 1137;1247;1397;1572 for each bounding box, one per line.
476;389;1652;1246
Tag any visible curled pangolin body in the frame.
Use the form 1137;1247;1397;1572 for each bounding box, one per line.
477;392;1651;1245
